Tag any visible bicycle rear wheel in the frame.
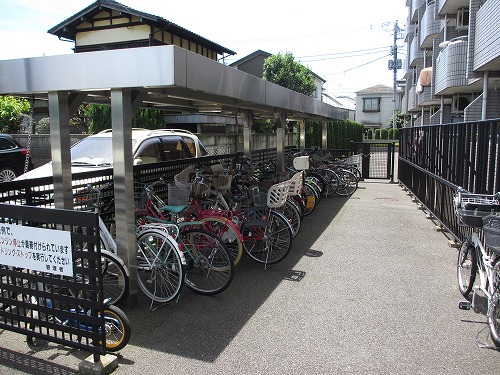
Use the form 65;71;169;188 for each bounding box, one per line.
335;169;358;196
136;229;185;303
315;168;339;197
101;252;129;306
242;209;293;265
180;228;234;295
199;217;243;266
456;240;477;297
487;257;500;347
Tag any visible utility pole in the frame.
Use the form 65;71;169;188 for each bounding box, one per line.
388;21;402;129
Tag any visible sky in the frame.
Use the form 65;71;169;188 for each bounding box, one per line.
0;0;409;98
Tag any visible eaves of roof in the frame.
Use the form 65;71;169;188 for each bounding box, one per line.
47;0;236;55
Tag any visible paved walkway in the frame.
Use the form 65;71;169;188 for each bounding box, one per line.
0;179;499;374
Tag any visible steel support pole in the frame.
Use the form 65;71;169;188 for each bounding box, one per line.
321;119;328;149
299;119;306;151
111;89;138;307
240;112;253;158
48;92;74;209
275;112;286;172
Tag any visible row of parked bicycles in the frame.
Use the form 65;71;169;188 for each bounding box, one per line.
61;150;361;351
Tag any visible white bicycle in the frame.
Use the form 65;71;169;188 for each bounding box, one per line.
454;188;500;347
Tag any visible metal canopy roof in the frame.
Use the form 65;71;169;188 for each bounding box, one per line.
0;45;345;121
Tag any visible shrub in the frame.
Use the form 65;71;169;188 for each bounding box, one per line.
374;129;381;139
36;117;50;134
367;129;373;140
380;128;388;140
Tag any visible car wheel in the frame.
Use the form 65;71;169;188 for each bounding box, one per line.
0;167;18;182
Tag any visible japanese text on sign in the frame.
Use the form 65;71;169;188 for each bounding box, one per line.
0;224;73;276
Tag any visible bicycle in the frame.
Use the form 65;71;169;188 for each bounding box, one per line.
136;180;235;296
454;188;500;347
76;184;187;305
25;276;131;353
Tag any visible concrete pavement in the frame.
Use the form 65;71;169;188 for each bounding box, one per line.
0;179;498;374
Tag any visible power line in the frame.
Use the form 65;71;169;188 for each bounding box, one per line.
299;48;390;63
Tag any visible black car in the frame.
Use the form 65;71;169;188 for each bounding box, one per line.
0;134;34;182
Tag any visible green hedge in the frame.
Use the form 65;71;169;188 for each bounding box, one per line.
303;119;364;149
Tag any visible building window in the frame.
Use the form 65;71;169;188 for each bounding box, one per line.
363;98;380;112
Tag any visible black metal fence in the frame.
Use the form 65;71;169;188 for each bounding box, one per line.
398;118;500;241
0;204;106;357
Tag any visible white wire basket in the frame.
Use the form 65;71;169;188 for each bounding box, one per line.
168;182;191;206
133;182;147;210
174;166;195;185
346;154;361;166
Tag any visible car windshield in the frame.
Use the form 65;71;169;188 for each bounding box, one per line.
70;137;115;166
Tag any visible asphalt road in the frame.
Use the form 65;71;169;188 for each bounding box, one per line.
0;179;499;374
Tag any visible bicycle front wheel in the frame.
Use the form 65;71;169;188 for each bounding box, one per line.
457;240;477;297
242;210;293;265
180;228;234;295
136;230;185;303
103;304;131;352
487;256;500;347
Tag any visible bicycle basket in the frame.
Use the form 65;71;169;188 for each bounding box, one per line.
168;182;191;206
74;187;101;212
192;176;212;196
293;156;309;171
346;154;361;166
267;181;291;209
134;182;147;210
174;165;195;185
456;192;500;227
213;174;232;192
483;215;500;254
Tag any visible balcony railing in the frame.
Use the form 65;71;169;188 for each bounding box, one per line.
420;1;441;48
434;37;468;95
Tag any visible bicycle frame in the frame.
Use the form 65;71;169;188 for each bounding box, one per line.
467;229;498;309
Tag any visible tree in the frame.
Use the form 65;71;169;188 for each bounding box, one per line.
389;110;410;128
263;52;316;96
0;96;30;133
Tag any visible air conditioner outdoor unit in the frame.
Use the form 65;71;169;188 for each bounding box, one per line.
451;94;471;114
456;8;469;31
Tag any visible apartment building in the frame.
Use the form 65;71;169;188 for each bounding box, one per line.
402;0;500;126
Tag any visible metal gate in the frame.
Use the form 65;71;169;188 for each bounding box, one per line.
0;203;106;359
352;142;396;180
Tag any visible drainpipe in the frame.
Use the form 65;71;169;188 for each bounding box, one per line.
440;96;444;124
482;71;489;120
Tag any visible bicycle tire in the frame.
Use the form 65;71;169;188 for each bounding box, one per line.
241;209;293;265
302;183;318;216
282;199;301;238
101;252;129;306
345;165;362;182
180;228;234;295
456;240;477;297
103;304;131;352
306;176;322;204
335;169;358;196
307;171;326;195
315;168;339;197
199;216;243;266
487;256;500;347
136;229;185;303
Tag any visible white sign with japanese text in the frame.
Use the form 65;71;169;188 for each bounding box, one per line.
0;223;73;276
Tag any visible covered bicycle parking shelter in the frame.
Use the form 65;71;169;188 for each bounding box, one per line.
0;45;346;305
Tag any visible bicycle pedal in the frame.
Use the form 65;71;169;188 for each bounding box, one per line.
458;301;471;310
